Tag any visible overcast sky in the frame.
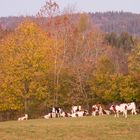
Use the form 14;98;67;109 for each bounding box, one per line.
0;0;140;17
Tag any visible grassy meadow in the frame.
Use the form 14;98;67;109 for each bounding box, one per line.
0;115;140;140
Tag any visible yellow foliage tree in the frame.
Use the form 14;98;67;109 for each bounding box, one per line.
0;20;55;112
128;43;140;76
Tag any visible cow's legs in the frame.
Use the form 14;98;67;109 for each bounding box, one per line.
131;109;137;115
116;112;119;118
124;110;127;118
92;111;97;116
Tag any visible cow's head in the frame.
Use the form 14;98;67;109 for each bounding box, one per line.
83;110;89;116
110;105;116;112
92;105;98;111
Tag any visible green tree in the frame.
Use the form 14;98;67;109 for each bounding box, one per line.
119;75;140;102
128;43;140;76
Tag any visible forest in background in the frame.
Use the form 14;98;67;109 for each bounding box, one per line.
1;12;140;36
0;1;140;121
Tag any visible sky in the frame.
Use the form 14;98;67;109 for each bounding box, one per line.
0;0;140;17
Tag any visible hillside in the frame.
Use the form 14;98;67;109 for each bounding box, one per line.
90;12;140;36
1;12;140;36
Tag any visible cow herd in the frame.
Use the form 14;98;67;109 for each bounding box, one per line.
18;102;138;121
44;106;89;118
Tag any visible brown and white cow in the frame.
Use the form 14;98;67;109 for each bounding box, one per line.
92;104;105;116
110;103;128;118
110;102;137;118
91;105;98;116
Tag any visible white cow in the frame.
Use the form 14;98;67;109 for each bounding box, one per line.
44;113;52;119
52;107;56;118
127;102;137;115
110;104;128;118
71;105;81;113
18;114;28;121
70;112;78;117
70;110;88;117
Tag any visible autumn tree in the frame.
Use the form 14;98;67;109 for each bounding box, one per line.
36;0;77;106
128;42;140;76
58;13;108;108
0;20;54;114
88;73;140;103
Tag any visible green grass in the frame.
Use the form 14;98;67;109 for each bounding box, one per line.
0;115;140;140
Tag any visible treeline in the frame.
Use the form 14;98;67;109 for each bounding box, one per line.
0;6;140;120
90;11;140;36
1;12;140;36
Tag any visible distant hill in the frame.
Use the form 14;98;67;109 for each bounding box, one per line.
90;12;140;36
0;16;31;30
1;12;140;36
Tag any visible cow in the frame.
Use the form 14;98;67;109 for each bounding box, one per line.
18;114;28;121
70;110;88;117
103;110;111;115
44;107;62;119
52;107;62;118
44;113;51;119
110;103;128;118
71;105;81;113
127;102;137;115
91;105;98;116
92;104;105;116
60;112;70;117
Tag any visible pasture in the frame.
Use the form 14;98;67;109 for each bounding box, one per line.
0;115;140;140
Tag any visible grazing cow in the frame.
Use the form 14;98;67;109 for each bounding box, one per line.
110;103;128;118
71;105;81;113
18;114;28;121
127;102;137;115
103;110;111;115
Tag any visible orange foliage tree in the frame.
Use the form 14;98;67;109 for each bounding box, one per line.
0;20;55;113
